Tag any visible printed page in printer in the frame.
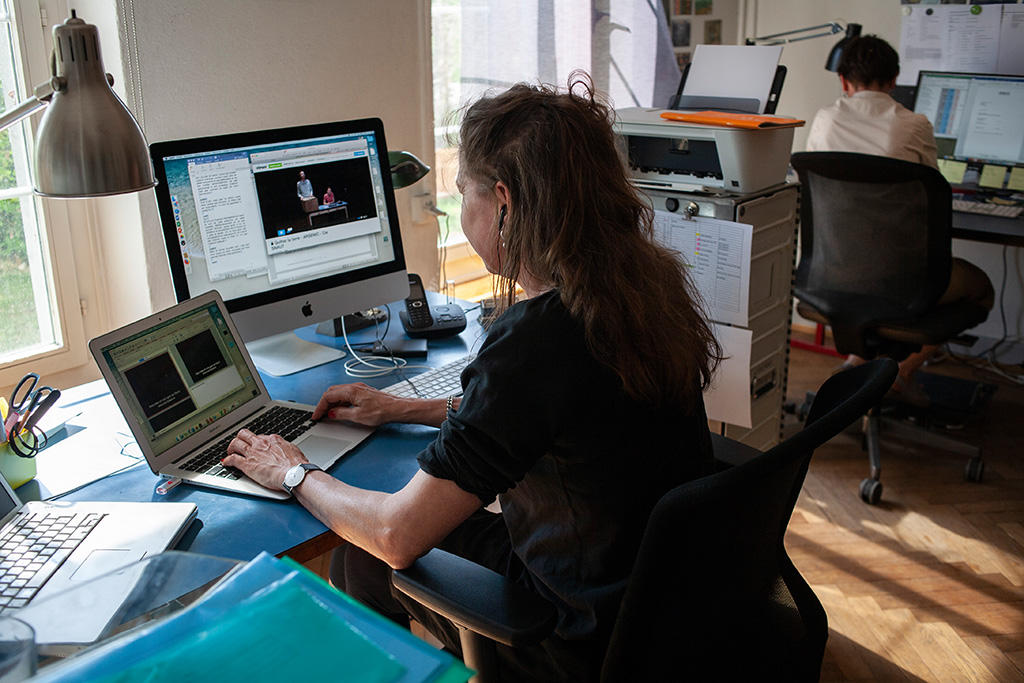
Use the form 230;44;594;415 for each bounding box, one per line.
681;44;783;114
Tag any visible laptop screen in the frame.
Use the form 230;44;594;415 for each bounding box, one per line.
96;301;261;456
0;477;19;522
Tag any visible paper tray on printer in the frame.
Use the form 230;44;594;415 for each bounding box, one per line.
660;110;805;130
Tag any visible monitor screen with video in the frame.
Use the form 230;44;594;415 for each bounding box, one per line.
150;118;409;375
912;71;1024;192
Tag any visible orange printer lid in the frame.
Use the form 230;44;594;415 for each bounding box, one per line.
660;110;805;130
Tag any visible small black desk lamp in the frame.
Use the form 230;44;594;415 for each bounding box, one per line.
388;151;431;189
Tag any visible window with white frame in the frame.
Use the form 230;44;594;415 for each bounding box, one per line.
430;0;680;300
0;0;86;386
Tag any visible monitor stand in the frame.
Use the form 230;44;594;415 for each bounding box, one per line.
315;308;388;337
246;332;345;377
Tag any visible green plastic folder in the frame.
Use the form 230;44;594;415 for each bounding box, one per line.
91;576;405;682
36;553;472;683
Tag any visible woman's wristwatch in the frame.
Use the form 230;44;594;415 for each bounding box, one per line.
282;463;322;495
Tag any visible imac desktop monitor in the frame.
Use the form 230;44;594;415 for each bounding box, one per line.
912;71;1024;192
150;118;409;375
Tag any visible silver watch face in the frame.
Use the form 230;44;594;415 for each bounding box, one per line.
284;464;307;488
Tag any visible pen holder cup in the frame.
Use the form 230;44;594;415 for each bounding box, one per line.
0;442;36;490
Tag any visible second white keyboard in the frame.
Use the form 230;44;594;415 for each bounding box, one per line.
380;355;475;399
953;199;1023;219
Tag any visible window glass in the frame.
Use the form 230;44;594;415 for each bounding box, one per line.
0;0;60;362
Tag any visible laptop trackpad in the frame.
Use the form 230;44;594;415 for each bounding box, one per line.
299;435;351;465
70;549;147;583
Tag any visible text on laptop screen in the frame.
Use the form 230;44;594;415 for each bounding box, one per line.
913;72;1024;167
159;129;397;303
98;303;260;455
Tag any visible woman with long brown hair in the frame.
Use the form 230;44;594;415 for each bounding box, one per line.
225;72;721;680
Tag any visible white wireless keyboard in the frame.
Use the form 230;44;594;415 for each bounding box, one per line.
380;355;475;399
952;199;1023;219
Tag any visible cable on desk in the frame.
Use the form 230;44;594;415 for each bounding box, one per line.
341;304;431;380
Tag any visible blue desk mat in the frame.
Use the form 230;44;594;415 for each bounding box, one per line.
53;297;485;563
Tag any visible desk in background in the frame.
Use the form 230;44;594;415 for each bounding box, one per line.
951;209;1024;365
952;209;1024;248
33;294;482;564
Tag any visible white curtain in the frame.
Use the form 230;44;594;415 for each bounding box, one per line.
456;0;680;110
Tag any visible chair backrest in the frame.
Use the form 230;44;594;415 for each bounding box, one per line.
601;358;897;683
791;152;952;351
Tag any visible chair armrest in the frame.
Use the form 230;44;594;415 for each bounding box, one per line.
392;548;557;647
711;433;762;470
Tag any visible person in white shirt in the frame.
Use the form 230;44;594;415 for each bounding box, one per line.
806;36;937;167
296;170;314;199
806;35;992;401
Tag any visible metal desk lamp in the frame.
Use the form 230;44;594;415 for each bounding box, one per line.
0;10;155;198
746;21;862;72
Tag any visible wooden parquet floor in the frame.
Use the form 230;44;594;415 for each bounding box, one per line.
785;337;1024;682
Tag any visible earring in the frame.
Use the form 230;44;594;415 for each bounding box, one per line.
498;206;507;248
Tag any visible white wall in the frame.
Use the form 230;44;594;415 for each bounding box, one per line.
749;0;1022;346
73;0;439;331
746;0;901;150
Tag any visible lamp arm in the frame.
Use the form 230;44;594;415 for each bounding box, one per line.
0;80;57;132
747;21;844;46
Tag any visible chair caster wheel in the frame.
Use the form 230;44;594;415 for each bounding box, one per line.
860;478;882;505
965;457;984;483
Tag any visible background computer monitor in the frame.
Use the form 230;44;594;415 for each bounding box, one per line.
912;71;1024;192
150;118;409;375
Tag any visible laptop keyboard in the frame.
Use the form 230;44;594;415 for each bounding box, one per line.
381;355;474;399
177;405;314;479
0;511;105;612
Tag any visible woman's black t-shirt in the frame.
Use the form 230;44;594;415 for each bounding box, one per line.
418;290;713;641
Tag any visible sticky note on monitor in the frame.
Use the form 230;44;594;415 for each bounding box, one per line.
1008;167;1024;192
937;159;967;185
979;164;1007;189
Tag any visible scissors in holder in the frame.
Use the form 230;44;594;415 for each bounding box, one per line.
6;373;59;457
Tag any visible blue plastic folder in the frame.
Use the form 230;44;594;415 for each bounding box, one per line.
37;553;471;682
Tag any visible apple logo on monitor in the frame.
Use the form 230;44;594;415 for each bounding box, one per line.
301;301;313;317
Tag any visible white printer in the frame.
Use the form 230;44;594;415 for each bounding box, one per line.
615;106;796;195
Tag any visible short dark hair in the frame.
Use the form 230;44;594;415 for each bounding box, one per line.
837;35;899;88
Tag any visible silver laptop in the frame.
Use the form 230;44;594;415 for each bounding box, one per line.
0;473;196;641
89;290;372;500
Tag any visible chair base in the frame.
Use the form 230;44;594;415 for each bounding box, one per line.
796;370;994;505
858;372;993;504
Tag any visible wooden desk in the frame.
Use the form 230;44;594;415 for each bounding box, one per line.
44;294;479;564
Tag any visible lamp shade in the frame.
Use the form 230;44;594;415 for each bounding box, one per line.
33;14;155;198
388;150;430;189
825;23;862;72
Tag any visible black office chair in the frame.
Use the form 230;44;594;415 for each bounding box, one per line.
392;359;898;682
790;152;993;504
